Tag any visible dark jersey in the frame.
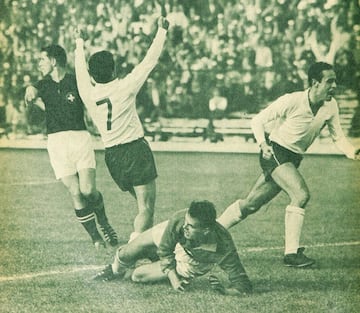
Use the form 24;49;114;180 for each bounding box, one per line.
36;73;87;134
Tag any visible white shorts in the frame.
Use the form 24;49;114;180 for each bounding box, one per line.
151;221;215;279
47;131;96;179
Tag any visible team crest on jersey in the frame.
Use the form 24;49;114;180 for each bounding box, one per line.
66;92;76;104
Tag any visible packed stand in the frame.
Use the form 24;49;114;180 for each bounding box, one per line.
0;0;359;137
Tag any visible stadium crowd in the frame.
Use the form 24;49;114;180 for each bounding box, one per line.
0;0;359;136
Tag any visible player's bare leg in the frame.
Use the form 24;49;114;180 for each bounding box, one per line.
217;174;281;228
94;227;157;281
131;261;166;283
129;180;156;241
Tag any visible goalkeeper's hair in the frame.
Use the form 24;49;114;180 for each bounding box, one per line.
88;51;115;83
41;44;67;68
188;200;217;228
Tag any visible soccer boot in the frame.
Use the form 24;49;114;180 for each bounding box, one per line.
284;247;315;268
99;223;118;247
208;275;226;295
93;264;125;281
238;273;253;294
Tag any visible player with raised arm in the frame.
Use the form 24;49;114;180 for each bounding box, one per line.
217;62;360;267
24;45;118;249
74;16;169;242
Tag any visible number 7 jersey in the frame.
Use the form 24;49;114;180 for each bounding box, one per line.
88;79;144;147
75;27;167;148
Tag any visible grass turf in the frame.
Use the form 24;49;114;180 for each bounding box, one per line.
0;149;359;313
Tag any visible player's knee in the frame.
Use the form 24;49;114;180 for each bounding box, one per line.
80;184;96;199
291;189;310;207
66;184;82;200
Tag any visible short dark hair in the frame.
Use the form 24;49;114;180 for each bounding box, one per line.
41;44;67;68
88;51;115;83
308;62;333;86
188;200;217;228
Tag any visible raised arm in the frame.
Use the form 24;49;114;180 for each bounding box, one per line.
74;29;93;106
126;16;169;95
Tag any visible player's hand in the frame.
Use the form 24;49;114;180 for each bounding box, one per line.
168;270;189;292
260;142;273;160
24;86;37;104
74;26;88;41
158;16;170;30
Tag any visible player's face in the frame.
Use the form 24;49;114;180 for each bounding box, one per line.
183;213;207;241
317;69;337;101
38;52;54;76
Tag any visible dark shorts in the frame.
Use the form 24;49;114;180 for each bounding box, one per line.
105;137;158;191
260;141;302;181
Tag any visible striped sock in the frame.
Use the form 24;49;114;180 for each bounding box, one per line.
75;207;103;243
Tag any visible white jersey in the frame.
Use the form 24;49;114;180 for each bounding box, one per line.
75;28;167;147
251;89;356;159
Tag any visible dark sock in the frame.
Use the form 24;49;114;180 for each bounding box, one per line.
90;192;108;226
75;207;103;243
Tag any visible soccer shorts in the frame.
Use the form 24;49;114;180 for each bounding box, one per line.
260;141;302;181
47;130;96;179
151;221;215;279
104;137;157;191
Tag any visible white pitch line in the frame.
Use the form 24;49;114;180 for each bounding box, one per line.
0;265;103;283
0;180;59;186
1;241;359;283
243;241;360;252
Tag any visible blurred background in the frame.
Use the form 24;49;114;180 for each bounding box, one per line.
0;0;359;139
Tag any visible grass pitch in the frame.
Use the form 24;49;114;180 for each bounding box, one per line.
0;148;359;313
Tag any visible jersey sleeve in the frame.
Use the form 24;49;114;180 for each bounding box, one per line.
124;27;167;96
217;239;249;292
251;93;291;144
327;102;356;159
157;211;184;274
74;39;93;107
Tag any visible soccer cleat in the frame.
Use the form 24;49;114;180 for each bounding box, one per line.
99;223;118;247
93;264;125;281
238;273;253;294
209;275;226;295
284;247;315;268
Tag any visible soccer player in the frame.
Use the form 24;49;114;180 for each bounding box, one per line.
93;200;253;296
24;45;118;249
217;62;360;267
74;17;169;242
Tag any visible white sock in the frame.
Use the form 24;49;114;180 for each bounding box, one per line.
217;199;243;229
128;231;140;242
112;246;128;274
284;205;305;255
